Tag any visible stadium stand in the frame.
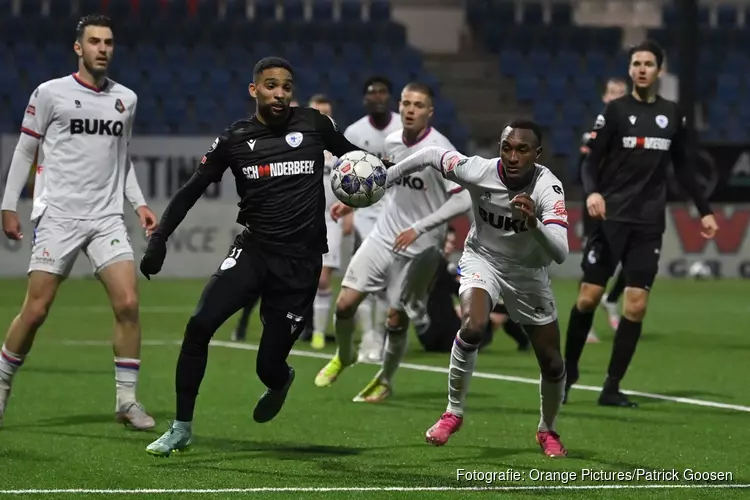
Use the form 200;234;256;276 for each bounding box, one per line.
0;0;470;150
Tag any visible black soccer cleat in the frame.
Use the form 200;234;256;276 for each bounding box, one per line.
253;367;295;423
597;389;638;408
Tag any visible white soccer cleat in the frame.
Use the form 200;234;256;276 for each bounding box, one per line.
357;330;384;364
0;385;11;428
116;401;156;430
586;329;600;344
601;301;620;329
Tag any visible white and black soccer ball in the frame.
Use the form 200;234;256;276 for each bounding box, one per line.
330;151;387;208
688;260;712;280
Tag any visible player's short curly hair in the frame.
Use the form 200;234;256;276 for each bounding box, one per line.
362;76;393;95
253;57;294;81
76;14;112;41
628;40;665;69
506;120;543;145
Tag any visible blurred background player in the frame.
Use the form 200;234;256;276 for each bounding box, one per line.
315;82;472;403
309;94;354;349
384;121;570;457
229;94;352;347
578;77;628;343
415;227;530;353
343;76;401;363
0;14;157;429
565;41;718;407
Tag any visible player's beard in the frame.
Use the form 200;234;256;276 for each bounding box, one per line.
82;57;108;80
258;102;290;126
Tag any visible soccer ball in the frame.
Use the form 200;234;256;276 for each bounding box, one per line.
331;151;387;208
688;260;712;279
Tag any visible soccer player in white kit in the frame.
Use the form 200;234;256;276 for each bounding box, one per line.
315;83;472;402
0;15;157;430
309;95;354;349
343;76;401;363
385;121;570;458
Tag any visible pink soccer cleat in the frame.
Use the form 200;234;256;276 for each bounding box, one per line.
425;412;463;446
536;431;568;458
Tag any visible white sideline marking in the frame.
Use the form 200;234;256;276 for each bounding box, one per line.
59;339;750;413
1;484;749;495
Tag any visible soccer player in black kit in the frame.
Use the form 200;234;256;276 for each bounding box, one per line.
139;57;363;456
563;41;719;408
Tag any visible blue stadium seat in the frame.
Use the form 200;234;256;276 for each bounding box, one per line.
550;129;574;156
340;0;361;21
49;0;72;17
19;0;43;17
532;101;557;128
528;50;551;72
583;50;607;78
561;101;586;127
225;0;248;19
370;45;394;70
254;0;277;21
545;76;567;103
554;50;579;77
279;42;306;67
194;0;219;19
717;5;738;27
312;42;336;64
498;49;523;77
164;44;189;68
283;0;305;20
369;0;391;22
192;46;215;68
550;3;571;24
311;0;334;21
708;103;730;127
79;0;103;15
341;44;366;68
515;75;539;102
716;74;741;103
523;2;543;24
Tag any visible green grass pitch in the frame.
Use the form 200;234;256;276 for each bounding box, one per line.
0;277;748;499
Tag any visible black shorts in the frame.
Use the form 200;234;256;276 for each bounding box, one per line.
199;231;322;328
581;220;663;290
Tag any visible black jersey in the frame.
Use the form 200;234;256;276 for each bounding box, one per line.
155;107;358;257
581;94;711;228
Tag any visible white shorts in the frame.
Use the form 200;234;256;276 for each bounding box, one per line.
354;209;378;241
29;215;134;277
457;247;557;326
342;237;441;314
322;217;342;269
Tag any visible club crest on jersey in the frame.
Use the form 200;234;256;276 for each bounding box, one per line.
655;115;668;128
593;114;606;129
114;98;125;113
286;132;303;148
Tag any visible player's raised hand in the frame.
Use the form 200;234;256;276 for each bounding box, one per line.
586;193;606;220
511;193;538;228
1;210;23;240
330;202;354;222
139;233;167;280
700;214;719;239
136;206;158;238
393;227;419;252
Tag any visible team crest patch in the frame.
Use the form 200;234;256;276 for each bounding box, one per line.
655;115;668;128
593;114;606;129
286;132;303;148
114;98;125;113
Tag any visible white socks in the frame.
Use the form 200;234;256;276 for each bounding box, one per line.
313;289;332;333
538;370;566;432
446;333;479;417
114;357;140;409
0;344;24;393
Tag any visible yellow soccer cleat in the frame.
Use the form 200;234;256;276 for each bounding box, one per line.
352;377;391;403
314;353;351;388
310;331;326;350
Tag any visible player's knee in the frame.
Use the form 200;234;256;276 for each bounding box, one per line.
459;316;487;345
386;308;407;330
334;289;360;319
112;293;139;324
576;284;605;312
183;313;215;352
540;351;565;380
622;289;648;321
20;299;50;329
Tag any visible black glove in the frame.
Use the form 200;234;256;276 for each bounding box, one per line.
140;233;167;280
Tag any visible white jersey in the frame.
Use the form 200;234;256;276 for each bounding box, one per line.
322;150;339;213
439;152;569;268
19;74;137;221
371;128;461;256
343;112;401;222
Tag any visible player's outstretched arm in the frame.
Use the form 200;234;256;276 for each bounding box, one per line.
385;146;451;186
1;134;40;240
140;134;229;279
412;190;472;236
